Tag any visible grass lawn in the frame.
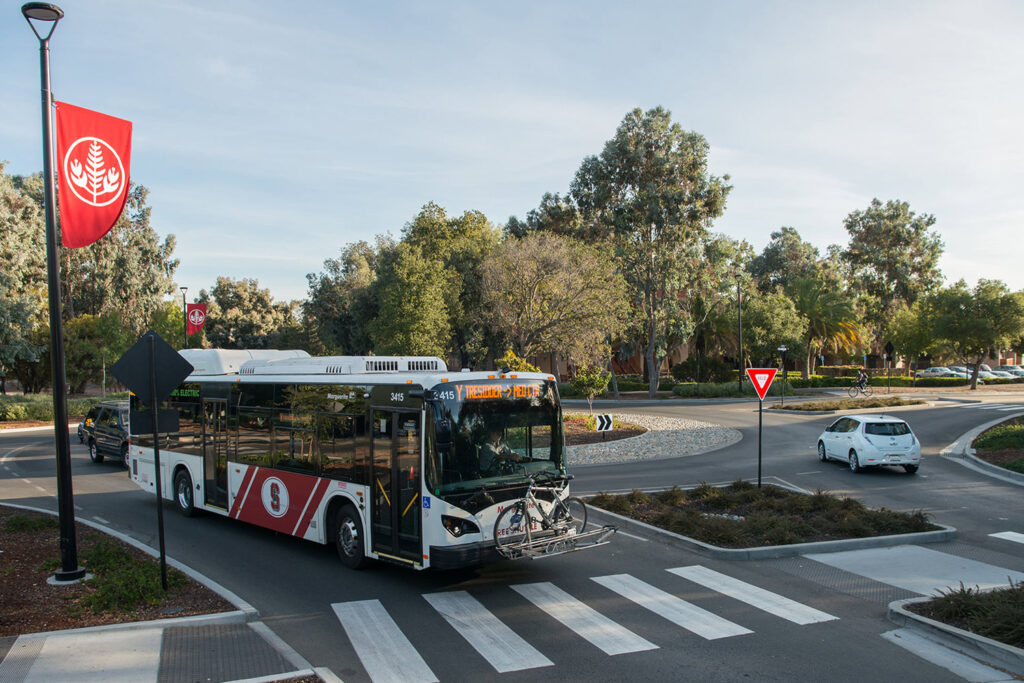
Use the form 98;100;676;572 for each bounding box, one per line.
773;396;925;412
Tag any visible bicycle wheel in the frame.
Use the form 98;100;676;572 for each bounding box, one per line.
862;384;873;397
554;497;587;535
494;501;532;553
848;385;858;399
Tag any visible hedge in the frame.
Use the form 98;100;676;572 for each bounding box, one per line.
0;394;129;423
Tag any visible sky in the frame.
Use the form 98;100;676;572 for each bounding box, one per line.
3;0;1022;304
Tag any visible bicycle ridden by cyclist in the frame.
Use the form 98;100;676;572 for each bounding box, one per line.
855;368;869;390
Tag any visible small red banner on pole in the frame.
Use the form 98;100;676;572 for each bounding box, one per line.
55;101;132;248
185;303;207;335
746;368;777;401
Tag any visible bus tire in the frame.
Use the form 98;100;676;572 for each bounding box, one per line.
174;469;197;517
335;505;368;569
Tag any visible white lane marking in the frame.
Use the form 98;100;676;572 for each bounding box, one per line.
881;629;1016;682
512;582;657;655
332;599;437;683
990;531;1024;545
997;406;1024;411
92;516;110;525
795;471;822;475
592;574;751;640
667;566;837;625
978;404;1014;410
423;590;553;673
805;545;1024;596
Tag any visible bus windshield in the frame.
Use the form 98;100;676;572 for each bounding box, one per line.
426;379;563;499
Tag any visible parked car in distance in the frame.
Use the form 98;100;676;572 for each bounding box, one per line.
817;414;921;474
914;366;956;378
989;370;1016;379
994;365;1022;372
1004;369;1024;378
946;365;971;378
82;400;130;468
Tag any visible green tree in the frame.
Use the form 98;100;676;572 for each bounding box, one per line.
199;277;301;349
303;240;382;354
479;233;629;367
740;289;807;367
400;203;501;367
787;276;862;377
841;199;944;330
368;243;450;357
748;227;820;293
505;192;582;238
887;302;934;382
570;364;611;414
571;107;732;397
929;280;1024;389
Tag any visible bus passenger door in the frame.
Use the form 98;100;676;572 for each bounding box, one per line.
202;398;229;509
370;409;422;564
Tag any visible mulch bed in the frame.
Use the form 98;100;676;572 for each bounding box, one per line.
563;419;645;446
0;506;233;637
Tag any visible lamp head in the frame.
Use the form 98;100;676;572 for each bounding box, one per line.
22;2;63;21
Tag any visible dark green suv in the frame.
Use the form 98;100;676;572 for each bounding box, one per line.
82;400;130;468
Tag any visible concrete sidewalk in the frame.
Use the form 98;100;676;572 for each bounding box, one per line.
0;506;329;683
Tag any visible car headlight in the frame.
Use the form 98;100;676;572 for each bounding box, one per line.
442;515;480;538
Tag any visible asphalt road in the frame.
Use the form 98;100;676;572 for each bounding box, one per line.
2;394;1023;682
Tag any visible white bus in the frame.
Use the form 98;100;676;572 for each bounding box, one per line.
128;349;601;570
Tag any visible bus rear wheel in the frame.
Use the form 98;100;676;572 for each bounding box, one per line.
174;469;196;517
335;505;367;569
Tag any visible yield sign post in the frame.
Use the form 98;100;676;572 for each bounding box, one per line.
746;368;777;488
110;331;193;589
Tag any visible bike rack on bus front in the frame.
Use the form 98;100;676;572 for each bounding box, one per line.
496;524;617;560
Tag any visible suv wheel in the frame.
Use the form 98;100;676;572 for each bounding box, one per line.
88;440;103;464
121;443;130;469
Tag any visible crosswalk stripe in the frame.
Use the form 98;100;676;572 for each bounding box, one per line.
512;582;658;655
990;531;1024;545
997;406;1024;411
423;590;554;673
332;600;437;683
592;574;752;640
666;566;837;625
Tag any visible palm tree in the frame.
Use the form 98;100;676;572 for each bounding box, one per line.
788;277;863;377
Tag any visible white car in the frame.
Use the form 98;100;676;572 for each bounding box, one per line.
914;366;956;378
817;414;921;474
1004;369;1024;378
989;370;1016;379
994;365;1022;373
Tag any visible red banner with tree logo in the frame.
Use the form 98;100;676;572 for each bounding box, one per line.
186;304;207;335
55;101;132;248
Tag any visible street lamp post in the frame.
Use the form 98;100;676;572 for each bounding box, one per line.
180;286;188;349
777;345;788;407
23;1;85;583
737;280;743;393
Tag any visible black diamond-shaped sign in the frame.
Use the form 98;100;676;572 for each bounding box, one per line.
110;331;194;407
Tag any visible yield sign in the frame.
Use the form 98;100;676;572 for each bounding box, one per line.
746;368;778;401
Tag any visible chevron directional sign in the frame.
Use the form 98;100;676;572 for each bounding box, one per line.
595;414;613;431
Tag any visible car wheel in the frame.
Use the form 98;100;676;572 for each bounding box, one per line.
121;444;130;469
849;450;861;473
334;505;367;569
88;440;103;464
174;469;197;517
903;464;919;474
818;442;828;462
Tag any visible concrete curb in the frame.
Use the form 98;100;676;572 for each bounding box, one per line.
939;411;1024;487
587;503;956;560
0;423;77;435
0;502;259;630
888;597;1024;677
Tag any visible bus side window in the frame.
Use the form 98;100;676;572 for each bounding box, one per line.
319;414;354;479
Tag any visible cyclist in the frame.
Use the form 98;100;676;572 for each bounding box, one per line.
855;369;869;391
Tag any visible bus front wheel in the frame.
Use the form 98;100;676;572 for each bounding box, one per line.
335;505;368;570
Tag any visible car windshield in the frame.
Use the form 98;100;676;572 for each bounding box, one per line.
425;379;563;498
864;422;911;436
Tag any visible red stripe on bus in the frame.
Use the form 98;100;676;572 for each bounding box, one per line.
294;478;330;538
229;467;257;518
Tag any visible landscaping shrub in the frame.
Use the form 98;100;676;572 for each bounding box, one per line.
974;423;1024;451
670;356;735;383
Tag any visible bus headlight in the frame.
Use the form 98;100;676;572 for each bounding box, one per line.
442;515;480;538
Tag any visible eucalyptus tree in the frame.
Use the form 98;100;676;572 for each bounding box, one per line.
479;232;628;367
841;199;944;332
748;227;820;294
570;106;732;397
